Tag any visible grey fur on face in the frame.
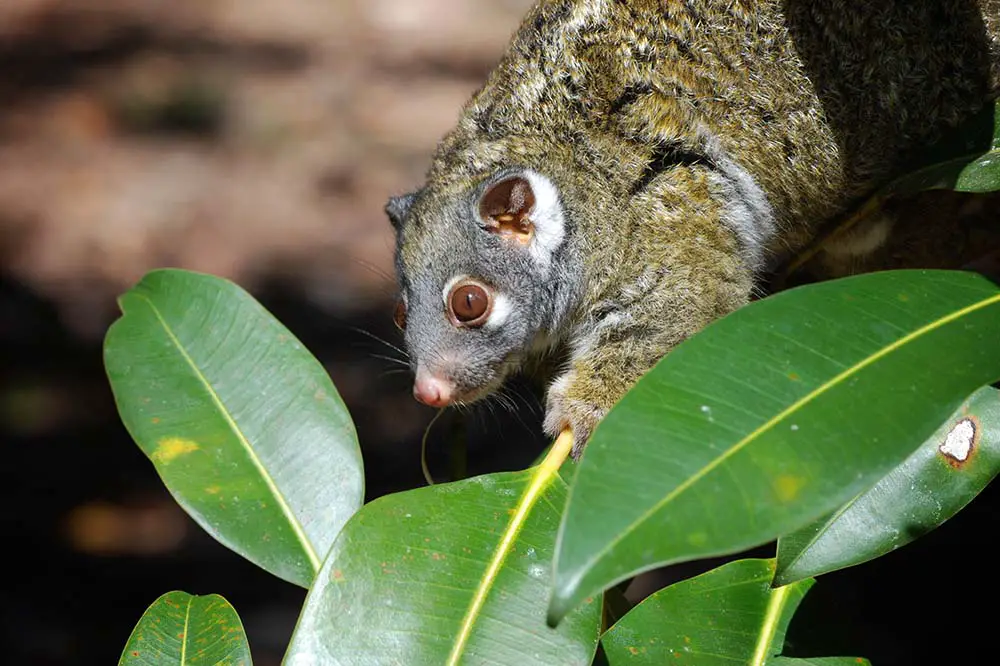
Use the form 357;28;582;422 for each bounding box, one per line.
389;167;581;402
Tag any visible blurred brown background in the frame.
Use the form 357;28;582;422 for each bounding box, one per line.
0;0;539;333
1;2;998;664
0;2;548;663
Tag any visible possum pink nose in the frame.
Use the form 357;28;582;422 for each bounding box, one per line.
413;372;454;407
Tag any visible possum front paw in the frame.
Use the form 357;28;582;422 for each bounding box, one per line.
543;373;608;460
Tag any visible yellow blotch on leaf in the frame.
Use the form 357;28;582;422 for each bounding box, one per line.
775;474;806;503
152;437;199;463
686;531;708;547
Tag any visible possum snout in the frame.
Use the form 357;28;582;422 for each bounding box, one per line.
412;367;455;408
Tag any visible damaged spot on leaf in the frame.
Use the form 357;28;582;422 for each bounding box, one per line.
775;474;806;502
152;437;200;463
939;417;978;466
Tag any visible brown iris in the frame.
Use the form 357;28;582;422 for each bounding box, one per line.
393;299;407;330
448;281;491;327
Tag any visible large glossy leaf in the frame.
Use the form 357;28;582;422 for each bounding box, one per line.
775;386;1000;585
284;433;601;666
551;270;1000;621
602;559;868;665
602;560;812;665
119;591;251;666
105;269;363;587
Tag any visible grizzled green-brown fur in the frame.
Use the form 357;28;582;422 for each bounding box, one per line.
393;0;1000;455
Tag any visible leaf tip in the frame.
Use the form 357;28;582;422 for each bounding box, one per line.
546;578;584;628
770;565;804;589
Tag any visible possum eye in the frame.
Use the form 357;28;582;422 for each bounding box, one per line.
448;281;492;327
393;299;407;330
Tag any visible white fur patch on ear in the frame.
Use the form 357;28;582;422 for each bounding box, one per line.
522;170;567;271
485;292;513;330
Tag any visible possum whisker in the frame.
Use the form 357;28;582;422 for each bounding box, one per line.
350;326;409;359
496;387;534;435
371;354;411;368
420;409;447;486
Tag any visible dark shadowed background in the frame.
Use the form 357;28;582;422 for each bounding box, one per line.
1;2;996;664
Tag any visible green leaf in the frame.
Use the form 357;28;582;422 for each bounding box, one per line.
119;591;251;666
775;386;1000;585
601;560;869;666
954;149;1000;192
602;560;811;665
285;434;602;666
551;270;1000;621
104;269;363;587
881;99;999;195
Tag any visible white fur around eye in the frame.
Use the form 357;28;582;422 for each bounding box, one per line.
484;292;512;330
522;170;566;271
441;274;466;308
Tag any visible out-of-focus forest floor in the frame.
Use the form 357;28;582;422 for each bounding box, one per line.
0;0;537;334
0;2;544;663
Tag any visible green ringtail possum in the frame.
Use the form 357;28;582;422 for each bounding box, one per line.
385;0;1000;457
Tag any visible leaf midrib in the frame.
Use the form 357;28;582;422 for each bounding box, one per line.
180;596;192;665
750;583;791;666
136;291;320;572
446;431;575;665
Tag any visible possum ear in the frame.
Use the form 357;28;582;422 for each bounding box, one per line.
478;176;536;245
385;192;418;231
478;170;565;267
